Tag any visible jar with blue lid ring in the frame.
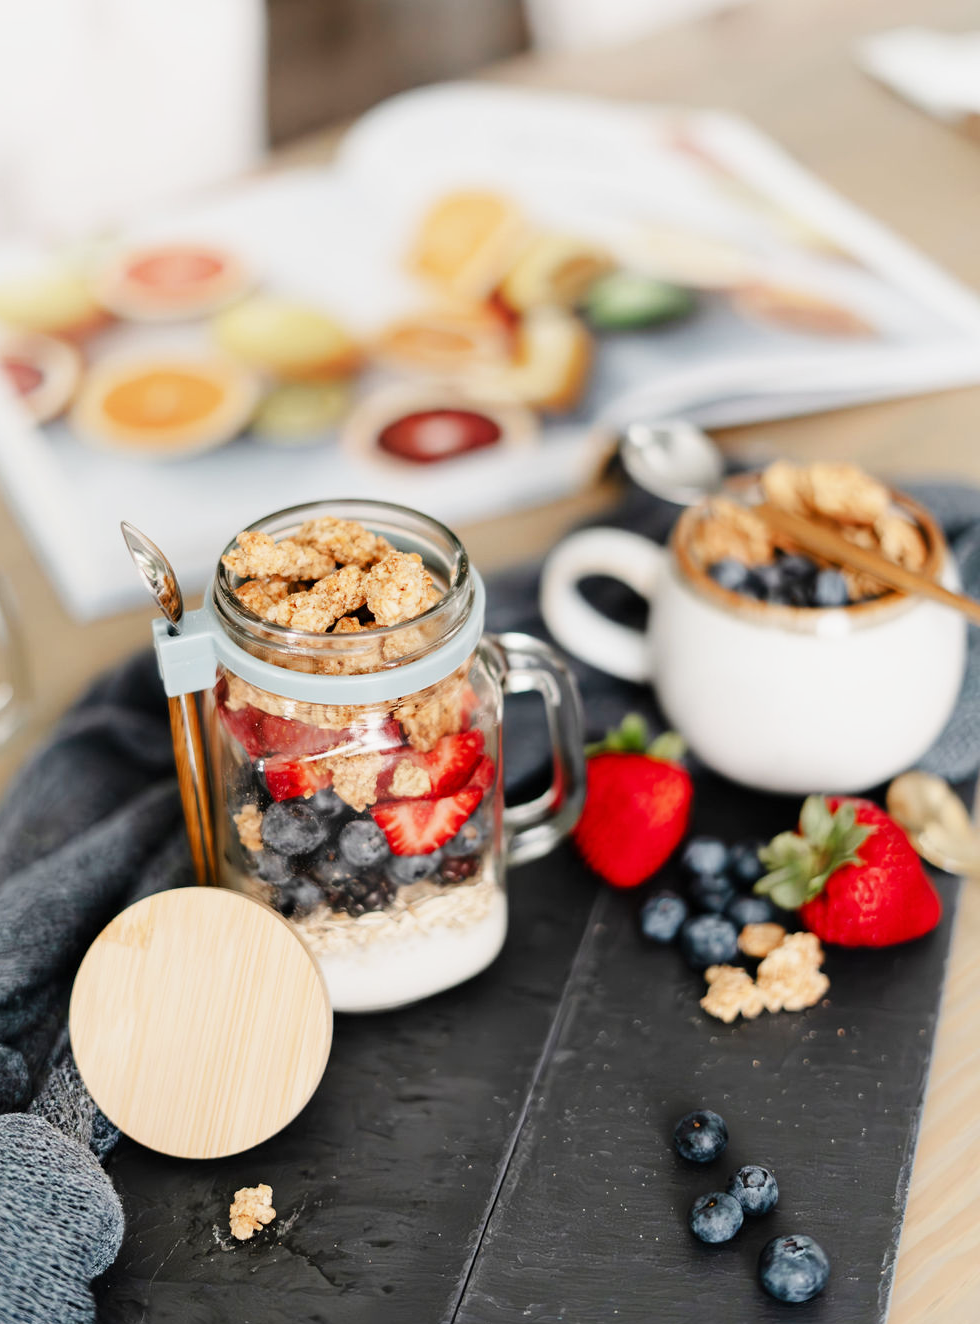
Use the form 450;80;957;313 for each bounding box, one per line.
154;499;585;1013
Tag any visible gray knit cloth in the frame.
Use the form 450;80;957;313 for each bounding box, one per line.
1;480;978;1322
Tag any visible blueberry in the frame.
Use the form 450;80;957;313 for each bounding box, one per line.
339;819;389;868
679;915;739;969
728;1165;779;1216
387;851;443;885
758;1234;830;1303
752;562;784;600
260;799;327;856
708;558;749;592
688;874;735;915
728;840;766;888
272;876;324;918
777;553;817;581
307;851;354;888
725;894;779;928
812;568;849;608
639;890;689;943
681;836;728;879
310;787;346;821
254;850;293;885
741;570;768;601
673;1109;728;1163
444;814;488;857
688;1191;743;1243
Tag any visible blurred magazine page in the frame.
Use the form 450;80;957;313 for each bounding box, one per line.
1;83;979;619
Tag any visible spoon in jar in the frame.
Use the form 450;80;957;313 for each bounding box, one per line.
121;520;217;886
887;771;980;876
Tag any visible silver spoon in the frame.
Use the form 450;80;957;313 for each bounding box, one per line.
619;418;725;505
121;522;216;885
887;771;980;877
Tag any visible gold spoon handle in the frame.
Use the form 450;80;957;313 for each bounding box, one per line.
756;502;980;628
168;694;217;886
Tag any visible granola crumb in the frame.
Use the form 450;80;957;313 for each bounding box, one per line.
322;750;385;812
756;931;829;1013
363;550;432;626
691;497;774;566
701;965;766;1023
229;1184;276;1241
222;530;336;582
805;462;889;526
738;922;787;959
390;761;432;798
233;804;264;853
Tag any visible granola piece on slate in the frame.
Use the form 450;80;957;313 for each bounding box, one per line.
229;1184;276;1241
701;965;766;1023
738;922;787;959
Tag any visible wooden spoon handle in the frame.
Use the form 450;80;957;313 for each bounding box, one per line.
756;502;980;628
168;694;218;886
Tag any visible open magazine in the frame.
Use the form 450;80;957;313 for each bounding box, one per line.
2;81;980;620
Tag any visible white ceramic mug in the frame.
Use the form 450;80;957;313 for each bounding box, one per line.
540;494;967;794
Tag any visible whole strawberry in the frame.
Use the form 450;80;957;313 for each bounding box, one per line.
573;715;692;888
755;795;941;947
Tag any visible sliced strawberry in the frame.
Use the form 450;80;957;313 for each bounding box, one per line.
217;701;267;758
258;712;341;759
372;754;495;854
263;754;333;802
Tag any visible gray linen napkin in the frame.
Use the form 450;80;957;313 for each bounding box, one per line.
1;481;978;1321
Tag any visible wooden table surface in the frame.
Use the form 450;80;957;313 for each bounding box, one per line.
3;0;980;1316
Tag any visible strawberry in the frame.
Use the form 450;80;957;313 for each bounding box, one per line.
381;730;485;800
755;795;941;947
372;755;495;855
263;753;334;802
572;716;692;889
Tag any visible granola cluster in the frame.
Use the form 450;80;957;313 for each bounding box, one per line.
701;928;829;1023
229;1184;276;1241
223;516;436;634
690;459;928;603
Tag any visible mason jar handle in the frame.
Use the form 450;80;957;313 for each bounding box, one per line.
490;631;586;868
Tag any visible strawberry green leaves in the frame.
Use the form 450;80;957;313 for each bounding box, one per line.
756;795;875;911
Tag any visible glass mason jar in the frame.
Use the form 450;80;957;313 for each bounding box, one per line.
153;500;585;1013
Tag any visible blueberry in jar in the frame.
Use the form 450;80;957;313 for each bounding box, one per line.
444;814;489;857
441;856;480;883
307;850;355;888
338;819;389;868
310;787;346;823
688;1191;743;1243
272;876;325;919
639;890;689;943
261;799;327;856
673;1109;728;1163
255;850;293;885
387;851;443;885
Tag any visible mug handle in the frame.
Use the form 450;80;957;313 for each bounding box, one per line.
539;528;665;683
488;632;586;868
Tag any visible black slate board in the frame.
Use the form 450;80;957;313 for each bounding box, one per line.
96;775;959;1324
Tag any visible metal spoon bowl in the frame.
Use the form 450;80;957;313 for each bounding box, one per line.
121;520;183;632
618;418;725;505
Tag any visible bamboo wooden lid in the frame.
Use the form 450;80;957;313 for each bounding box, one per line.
69;888;332;1159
